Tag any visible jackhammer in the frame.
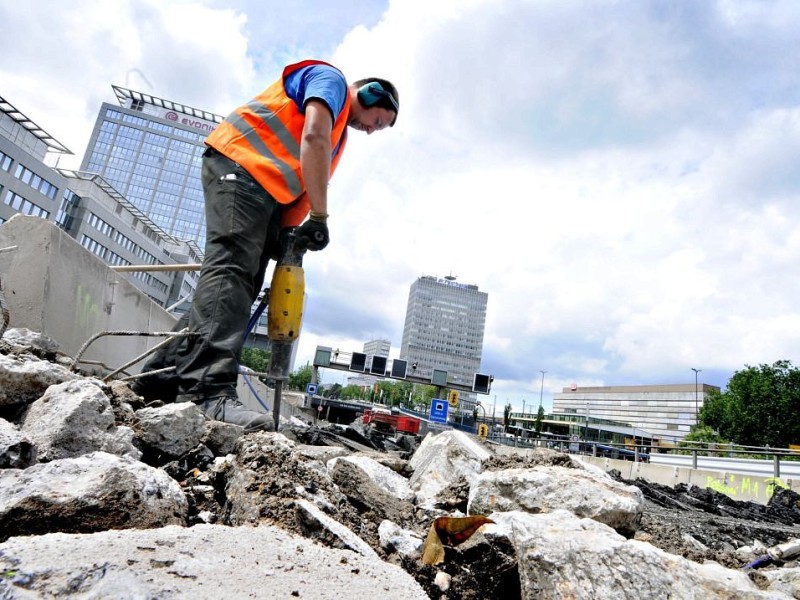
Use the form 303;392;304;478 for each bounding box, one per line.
265;231;307;431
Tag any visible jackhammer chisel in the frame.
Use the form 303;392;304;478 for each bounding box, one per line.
266;231;307;431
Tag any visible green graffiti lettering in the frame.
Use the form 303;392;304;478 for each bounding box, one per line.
765;477;788;498
75;285;98;331
706;476;737;497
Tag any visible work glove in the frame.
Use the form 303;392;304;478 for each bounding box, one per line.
296;212;329;251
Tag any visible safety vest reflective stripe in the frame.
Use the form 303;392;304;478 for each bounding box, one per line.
204;59;350;224
225;104;303;198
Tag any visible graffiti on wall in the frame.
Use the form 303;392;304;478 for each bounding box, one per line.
75;285;99;332
705;474;789;500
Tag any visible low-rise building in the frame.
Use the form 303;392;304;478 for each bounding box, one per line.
552;383;719;442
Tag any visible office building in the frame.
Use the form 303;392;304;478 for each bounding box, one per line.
0;92;200;308
80;85;221;244
0;94;72;226
56;169;202;307
364;338;391;372
551;383;719;442
400;275;488;408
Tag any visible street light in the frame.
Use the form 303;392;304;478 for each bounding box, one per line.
691;368;702;422
538;370;547;410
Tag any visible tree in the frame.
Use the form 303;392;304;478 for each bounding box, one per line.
682;425;727;445
701;360;800;447
503;403;512;431
288;363;313;391
534;405;545;435
340;384;362;400
239;347;270;373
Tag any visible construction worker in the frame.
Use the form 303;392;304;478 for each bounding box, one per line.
132;60;399;431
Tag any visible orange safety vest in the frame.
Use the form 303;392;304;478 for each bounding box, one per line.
205;59;351;227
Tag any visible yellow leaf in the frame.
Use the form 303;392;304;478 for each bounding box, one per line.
420;522;445;565
434;515;494;547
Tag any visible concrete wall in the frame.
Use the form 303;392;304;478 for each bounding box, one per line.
235;376;311;422
496;445;799;505
0;215;177;373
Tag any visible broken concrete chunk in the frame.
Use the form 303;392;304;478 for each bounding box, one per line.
0;417;36;468
328;454;414;501
296;444;350;463
101;425;141;461
0;353;77;406
409;430;492;509
1;327;59;356
135;402;205;458
201;420;244;455
327;456;416;527
21;378;138;461
469;465;643;534
0;452;187;541
489;510;782;600
293;498;378;558
0;523;429;599
760;567;800;598
378;519;424;557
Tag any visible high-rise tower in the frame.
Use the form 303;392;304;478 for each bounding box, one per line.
80;86;221;244
400;275;488;406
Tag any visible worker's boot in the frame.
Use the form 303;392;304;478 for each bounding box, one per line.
196;396;274;433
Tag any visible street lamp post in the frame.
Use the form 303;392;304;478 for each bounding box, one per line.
691;368;702;423
538;370;547;410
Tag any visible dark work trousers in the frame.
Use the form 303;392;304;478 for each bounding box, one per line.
135;147;283;402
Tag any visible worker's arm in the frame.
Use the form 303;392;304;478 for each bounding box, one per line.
300;99;333;217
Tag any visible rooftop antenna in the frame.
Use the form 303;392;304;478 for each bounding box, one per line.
125;68;154;92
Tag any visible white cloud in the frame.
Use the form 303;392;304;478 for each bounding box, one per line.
4;0;800;411
0;0;253;168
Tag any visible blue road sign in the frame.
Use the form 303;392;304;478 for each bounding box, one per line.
429;399;448;424
306;383;318;396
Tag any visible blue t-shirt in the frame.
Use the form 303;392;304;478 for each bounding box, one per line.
284;65;348;122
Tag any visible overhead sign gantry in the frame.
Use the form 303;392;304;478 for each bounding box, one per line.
312;345;494;400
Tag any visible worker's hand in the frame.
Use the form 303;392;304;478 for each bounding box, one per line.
296;215;329;251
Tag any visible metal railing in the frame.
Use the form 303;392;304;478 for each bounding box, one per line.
488;434;800;479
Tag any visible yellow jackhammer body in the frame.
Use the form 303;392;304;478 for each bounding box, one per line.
266;232;306;430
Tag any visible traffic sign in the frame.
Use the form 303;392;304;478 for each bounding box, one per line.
569;434;579;453
306;383;318;396
429;399;448;424
478;423;489;438
448;390;459;408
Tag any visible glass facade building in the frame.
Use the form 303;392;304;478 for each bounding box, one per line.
0;94;72;227
552;384;719;441
400;275;488;407
80;86;222;245
0;92;201;307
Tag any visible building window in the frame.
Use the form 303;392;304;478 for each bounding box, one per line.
12;164;58;200
4;191;50;219
0;151;12;172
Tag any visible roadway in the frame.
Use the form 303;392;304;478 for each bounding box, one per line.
650;454;800;479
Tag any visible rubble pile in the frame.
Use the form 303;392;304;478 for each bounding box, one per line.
1;328;800;599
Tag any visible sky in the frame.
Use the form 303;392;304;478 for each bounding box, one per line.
3;0;800;412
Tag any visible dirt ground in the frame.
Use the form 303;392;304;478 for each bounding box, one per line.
618;473;800;570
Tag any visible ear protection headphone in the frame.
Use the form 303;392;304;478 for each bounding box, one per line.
356;82;399;112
